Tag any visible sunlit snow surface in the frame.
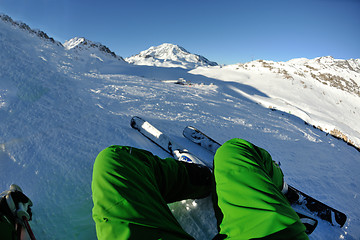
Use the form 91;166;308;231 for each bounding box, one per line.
0;18;359;239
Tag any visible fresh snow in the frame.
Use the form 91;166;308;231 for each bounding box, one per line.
1;15;360;240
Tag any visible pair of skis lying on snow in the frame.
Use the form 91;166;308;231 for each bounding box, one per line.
130;116;347;235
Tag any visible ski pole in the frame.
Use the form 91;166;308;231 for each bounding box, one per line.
17;201;37;240
23;216;37;240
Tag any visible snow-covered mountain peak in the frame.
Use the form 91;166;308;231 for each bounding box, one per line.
286;58;310;65
125;43;218;69
63;37;124;61
146;43;191;57
315;56;335;63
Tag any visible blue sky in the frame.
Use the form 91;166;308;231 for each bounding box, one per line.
1;0;359;64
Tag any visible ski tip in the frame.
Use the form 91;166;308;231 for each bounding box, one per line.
130;116;144;129
334;211;347;228
183;126;196;135
289;185;347;228
131;116;142;121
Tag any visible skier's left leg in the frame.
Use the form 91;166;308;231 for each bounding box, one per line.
92;145;211;240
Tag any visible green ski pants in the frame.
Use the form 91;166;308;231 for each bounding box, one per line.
92;145;210;240
92;139;307;240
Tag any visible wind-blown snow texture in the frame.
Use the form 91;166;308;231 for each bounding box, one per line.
0;15;359;240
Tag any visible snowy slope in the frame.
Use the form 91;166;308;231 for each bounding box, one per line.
191;58;360;150
1;15;360;240
125;43;218;69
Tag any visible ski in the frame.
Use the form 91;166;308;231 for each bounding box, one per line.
183;125;347;228
130;116;208;167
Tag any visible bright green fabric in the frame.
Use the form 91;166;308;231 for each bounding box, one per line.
212;139;308;240
92;145;209;240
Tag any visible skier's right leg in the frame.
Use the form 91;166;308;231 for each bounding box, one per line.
92;145;211;240
212;138;308;240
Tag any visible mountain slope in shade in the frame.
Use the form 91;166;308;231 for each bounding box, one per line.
125;43;218;69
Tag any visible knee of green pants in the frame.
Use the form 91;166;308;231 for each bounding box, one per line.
214;138;284;190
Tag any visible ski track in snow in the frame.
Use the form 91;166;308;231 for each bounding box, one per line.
0;19;360;239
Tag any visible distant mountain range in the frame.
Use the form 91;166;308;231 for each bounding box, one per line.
1;13;216;69
2;13;358;73
1;12;360;113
